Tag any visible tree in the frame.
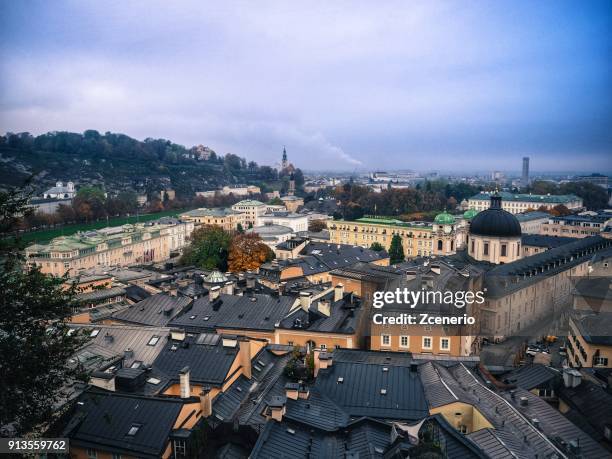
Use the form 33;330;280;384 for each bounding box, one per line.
560;182;608;210
180;225;232;271
268;197;283;206
550;204;571;217
388;234;405;264
370;242;384;252
0;185;86;435
308;219;327;233
236;223;244;233
228;233;273;272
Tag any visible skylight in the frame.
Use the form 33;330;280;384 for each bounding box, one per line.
126;424;141;436
147;336;160;346
90;329;100;337
147;377;161;385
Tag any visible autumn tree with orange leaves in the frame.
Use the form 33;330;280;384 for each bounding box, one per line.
228;233;274;272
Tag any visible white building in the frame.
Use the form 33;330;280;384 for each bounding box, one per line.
246;224;294;249
468;191;583;214
231;200;267;227
43;181;76;199
259;211;308;232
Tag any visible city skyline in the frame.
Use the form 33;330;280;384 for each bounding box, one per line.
1;1;611;172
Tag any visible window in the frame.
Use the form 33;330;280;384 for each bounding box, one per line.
483;243;489;256
127;424;141;436
470;240;475;253
174;439;187;457
458;425;468;434
381;334;391;347
400;336;409;348
147;336;160;346
287;341;294;346
538;388;554;397
87;449;97;459
594;357;609;366
320;344;327;350
422;337;432;349
440;338;450;351
501;244;507;257
112;454;122;459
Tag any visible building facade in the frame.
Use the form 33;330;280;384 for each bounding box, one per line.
468;191;583;214
231;200;267;227
179;208;245;231
26;221;193;276
328;215;464;258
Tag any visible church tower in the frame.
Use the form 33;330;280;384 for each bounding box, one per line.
281;146;288;170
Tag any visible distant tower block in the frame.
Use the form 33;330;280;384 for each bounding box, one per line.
522;157;530;185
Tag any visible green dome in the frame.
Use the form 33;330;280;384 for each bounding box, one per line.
463;209;479;219
434;212;455;225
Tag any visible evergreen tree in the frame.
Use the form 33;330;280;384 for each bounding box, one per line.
370;242;384;252
0;185;86;435
179;225;232;271
388;234;405;264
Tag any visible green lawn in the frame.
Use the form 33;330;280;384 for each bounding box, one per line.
14;208;187;244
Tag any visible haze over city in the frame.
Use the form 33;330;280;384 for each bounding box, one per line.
1;0;611;172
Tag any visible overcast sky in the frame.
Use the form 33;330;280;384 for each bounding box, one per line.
1;1;611;173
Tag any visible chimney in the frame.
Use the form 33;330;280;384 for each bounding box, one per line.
224;281;234;295
168;285;178;297
563;368;582;388
519;396;528;407
179;366;190;398
124;348;134;360
430;264;441;275
285;382;300;400
318;299;331;317
209;285;221;301
299;291;313;310
170;329;185;341
314;350;332;377
334;283;344;302
405;270;417;281
200;385;212;417
90;372;116;392
246;276;256;289
239;338;252;379
266;396;287;422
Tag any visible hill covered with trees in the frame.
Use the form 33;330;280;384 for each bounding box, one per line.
0;131;286;197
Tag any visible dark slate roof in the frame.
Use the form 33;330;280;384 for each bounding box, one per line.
515;211;551;222
467;429;519;459
76;287;126;303
277;291;362;334
64;389;184;459
250;417;391;459
149;333;238;389
329;262;404;285
484;236;612;298
212;348;288;423
332;348;415;367
501;364;560;390
558;378;612;444
504;388;611;459
169;293;294;333
301;242;389;269
124;285;152;303
521;234;579;248
315;361;429;420
112;293;192;326
571;311;612;346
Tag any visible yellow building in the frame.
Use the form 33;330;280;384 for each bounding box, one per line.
328;214;464;259
567;311;612;368
25;222;190;276
179;207;245;231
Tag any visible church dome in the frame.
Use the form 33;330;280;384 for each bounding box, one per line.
463;209;479;220
469;194;521;237
204;270;228;284
434;212;455;225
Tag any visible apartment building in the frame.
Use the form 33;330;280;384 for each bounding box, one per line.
540;212;611;238
231;199;267;227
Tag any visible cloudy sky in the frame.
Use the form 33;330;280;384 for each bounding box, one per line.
1;1;611;172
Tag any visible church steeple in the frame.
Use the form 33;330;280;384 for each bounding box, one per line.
281;146;288;169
